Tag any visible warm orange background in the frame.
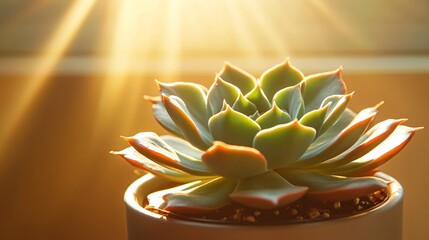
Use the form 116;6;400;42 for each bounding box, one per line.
0;72;428;240
0;1;428;239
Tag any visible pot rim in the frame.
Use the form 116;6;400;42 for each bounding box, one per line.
124;172;402;228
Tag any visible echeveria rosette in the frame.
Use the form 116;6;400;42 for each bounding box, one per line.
112;59;422;214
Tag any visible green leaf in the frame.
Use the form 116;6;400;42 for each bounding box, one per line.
280;170;387;201
260;59;304;101
318;93;353;137
299;103;331;135
202;141;267;179
162;177;237;214
144;96;184;138
312;108;356;146
326;126;422;176
207;76;241;116
255;103;292;130
230;170;308;209
232;92;258;116
161;135;204;159
219;62;257;94
111;147;204;183
296;105;378;167
162;95;212;149
208;105;261;147
253;120;316;169
301;68;347;112
272;84;305;119
157;81;209;127
245;85;271;113
124;132;212;176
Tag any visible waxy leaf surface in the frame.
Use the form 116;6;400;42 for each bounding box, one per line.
209;105;261;147
219;62;257;94
163;178;237;214
253;120;316;169
260;59;304;101
202;142;267;179
272;84;305;119
282;170;387;201
301;68;347;112
230;171;308;209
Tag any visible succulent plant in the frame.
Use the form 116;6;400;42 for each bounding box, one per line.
112;59;421;214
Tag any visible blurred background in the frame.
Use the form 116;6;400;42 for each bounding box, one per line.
0;0;428;239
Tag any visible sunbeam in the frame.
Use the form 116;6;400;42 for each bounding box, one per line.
0;0;97;166
308;0;369;49
89;0;152;144
225;0;261;60
240;0;289;57
159;0;183;81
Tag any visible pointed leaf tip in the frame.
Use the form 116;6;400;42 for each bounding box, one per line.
209;106;260;147
143;95;158;103
207;75;241;116
219;62;256;95
301;68;347;112
256;102;292;129
260;59;304;101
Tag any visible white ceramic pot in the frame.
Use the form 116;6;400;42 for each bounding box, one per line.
124;173;403;240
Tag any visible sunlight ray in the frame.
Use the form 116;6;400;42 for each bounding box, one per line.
225;0;261;60
308;0;369;48
92;0;138;132
89;0;155;143
240;0;289;57
0;0;97;159
159;0;183;81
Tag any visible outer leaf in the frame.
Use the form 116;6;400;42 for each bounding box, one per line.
144;96;184;138
230;170;308;209
124;132;212;176
260;59;304;101
318;119;406;169
202;142;267;179
161;135;204;160
255;103;292;130
327;126;422;176
162;178;237;214
147;180;211;210
296;105;378;167
272;84;305;119
219;62;257;94
245;85;271;113
301;68;347;112
157;81;209;126
253;120;316;169
208;105;261;147
207;76;241;116
232;92;258;116
111;147;203;183
281;170;387;201
163;95;212;149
